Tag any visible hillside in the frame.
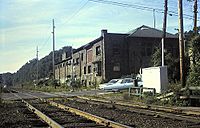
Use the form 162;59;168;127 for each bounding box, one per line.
0;46;72;86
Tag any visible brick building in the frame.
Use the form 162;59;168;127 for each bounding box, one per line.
55;25;179;85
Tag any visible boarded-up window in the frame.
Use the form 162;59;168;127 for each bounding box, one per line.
113;63;120;71
87;49;93;63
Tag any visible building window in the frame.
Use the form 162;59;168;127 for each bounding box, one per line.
113;47;120;55
67;60;71;65
88;65;91;73
81;53;84;61
96;46;101;56
141;50;145;57
84;67;86;74
76;58;79;65
87;50;93;63
113;63;120;71
96;62;102;76
146;48;152;56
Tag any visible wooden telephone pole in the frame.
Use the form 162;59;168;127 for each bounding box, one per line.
36;46;39;84
153;9;156;28
161;0;168;66
194;0;198;34
178;0;185;87
52;19;55;79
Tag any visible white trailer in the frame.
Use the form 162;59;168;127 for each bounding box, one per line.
142;66;168;93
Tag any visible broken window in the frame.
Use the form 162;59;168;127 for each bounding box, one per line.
96;62;102;76
81;53;84;61
67;60;71;65
76;58;79;65
84;67;86;74
88;65;91;73
96;46;101;56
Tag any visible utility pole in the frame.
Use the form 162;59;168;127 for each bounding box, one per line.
52;19;55;79
161;0;168;66
193;0;198;34
36;46;39;84
71;46;74;81
178;0;185;87
153;9;156;28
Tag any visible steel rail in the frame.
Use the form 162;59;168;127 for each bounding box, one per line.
77;96;200;115
76;96;200;123
12;89;132;128
9;90;64;128
46;99;131;128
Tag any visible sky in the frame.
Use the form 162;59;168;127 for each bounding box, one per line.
0;0;199;73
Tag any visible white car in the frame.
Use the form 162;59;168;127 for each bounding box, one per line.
99;79;123;90
103;78;134;91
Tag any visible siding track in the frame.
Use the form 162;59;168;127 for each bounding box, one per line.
8;89;131;128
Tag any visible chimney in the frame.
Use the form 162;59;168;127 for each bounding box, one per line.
101;29;107;37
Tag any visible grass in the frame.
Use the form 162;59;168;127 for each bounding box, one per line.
17;83;98;93
91;84;192;107
16;84;70;93
86;91;145;105
84;89;181;107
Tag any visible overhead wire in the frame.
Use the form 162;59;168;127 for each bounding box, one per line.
60;0;89;26
39;35;51;51
88;0;199;21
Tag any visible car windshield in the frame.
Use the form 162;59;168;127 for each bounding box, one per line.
108;79;119;84
121;78;133;83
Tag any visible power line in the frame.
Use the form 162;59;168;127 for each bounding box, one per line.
39;35;51;51
88;0;199;21
60;0;89;25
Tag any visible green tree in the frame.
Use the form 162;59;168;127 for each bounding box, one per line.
151;47;161;67
187;35;200;87
150;47;179;83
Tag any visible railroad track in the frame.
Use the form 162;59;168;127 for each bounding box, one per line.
6;89;200;128
8;89;131;128
47;96;200;128
76;96;200;116
67;96;200;123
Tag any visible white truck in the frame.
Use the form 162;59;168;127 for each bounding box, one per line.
142;66;168;93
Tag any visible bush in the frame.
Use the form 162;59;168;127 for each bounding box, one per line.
168;83;182;93
142;92;158;104
123;93;132;101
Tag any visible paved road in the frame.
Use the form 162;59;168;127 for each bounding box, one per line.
1;89;110;100
54;90;111;97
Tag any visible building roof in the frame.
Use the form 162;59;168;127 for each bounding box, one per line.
84;36;103;49
127;25;178;38
73;36;103;54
